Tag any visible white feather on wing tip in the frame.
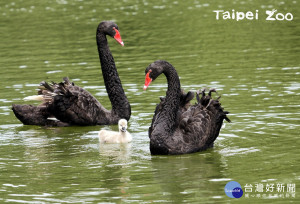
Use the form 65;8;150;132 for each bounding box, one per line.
23;95;44;101
47;117;59;121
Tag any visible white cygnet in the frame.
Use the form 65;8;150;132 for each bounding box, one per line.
99;119;132;143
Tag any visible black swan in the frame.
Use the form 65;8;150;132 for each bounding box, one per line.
12;21;131;126
143;60;230;155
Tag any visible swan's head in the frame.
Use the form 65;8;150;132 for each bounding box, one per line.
97;21;124;46
144;60;171;90
118;119;128;133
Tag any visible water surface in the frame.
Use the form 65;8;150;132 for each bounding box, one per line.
0;0;299;203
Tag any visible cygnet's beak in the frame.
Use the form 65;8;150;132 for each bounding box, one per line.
121;127;127;132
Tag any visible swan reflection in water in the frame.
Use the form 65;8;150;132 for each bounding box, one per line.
98;142;132;163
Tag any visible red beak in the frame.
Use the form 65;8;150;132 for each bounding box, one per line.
144;71;152;90
113;27;124;46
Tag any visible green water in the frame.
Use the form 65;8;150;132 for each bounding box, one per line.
0;0;299;203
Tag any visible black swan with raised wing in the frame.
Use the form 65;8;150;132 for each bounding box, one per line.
12;21;131;126
143;60;230;155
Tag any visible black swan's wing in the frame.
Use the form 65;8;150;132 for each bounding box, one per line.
176;90;230;153
43;78;111;125
12;77;113;126
148;90;194;138
149;89;230;155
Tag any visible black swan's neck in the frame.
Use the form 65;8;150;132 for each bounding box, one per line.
96;32;130;121
157;64;181;131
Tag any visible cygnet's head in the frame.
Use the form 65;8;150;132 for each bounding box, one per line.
118;119;128;132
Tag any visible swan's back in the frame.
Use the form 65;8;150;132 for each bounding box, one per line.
45;78;111;125
99;130;120;143
12;78;111;126
149;89;230;155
